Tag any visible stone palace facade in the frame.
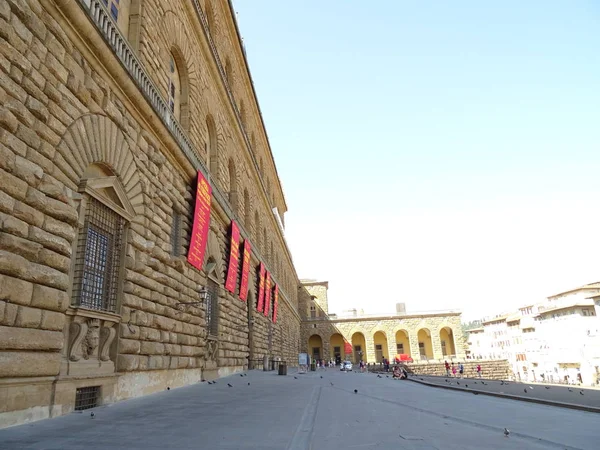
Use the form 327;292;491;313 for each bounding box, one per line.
300;281;466;364
0;0;305;427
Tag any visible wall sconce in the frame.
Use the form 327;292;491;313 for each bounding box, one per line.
176;286;209;310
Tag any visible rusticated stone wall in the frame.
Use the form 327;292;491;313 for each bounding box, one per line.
0;0;301;428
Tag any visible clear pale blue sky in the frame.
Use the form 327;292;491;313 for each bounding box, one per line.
233;1;600;320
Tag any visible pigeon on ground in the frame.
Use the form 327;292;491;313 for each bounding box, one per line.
474;381;477;384
457;382;460;385
377;375;382;378
354;389;358;394
248;383;250;386
213;381;217;384
90;412;95;419
473;392;479;395
545;386;550;390
501;381;504;385
167;387;170;390
523;389;527;393
465;384;468;388
419;378;424;381
445;379;448;382
294;376;297;379
504;428;510;437
320;376;323;379
330;382;334;386
240;374;244;377
529;386;533;390
227;383;233;388
568;388;573;392
580;391;584;395
386;376;389;378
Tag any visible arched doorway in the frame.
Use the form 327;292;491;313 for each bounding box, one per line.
373;331;389;363
439;327;456;357
351;332;366;364
395;329;411;360
308;334;323;361
417;328;433;360
329;333;344;365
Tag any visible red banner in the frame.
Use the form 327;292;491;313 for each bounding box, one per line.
238;239;251;301
272;284;279;322
263;272;271;316
224;221;241;293
187;171;211;271
344;342;353;354
257;263;265;312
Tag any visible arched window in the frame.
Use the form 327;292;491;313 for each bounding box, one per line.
168;53;182;120
228;158;238;213
254;211;260;250
71;164;136;312
243;188;251;227
206;115;218;177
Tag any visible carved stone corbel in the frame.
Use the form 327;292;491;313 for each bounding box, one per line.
82;318;101;360
206;339;219;361
99;324;117;361
69;320;89;362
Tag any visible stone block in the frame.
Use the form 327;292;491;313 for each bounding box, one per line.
0;273;34;305
0;128;27;156
0;325;62;350
27;260;69;290
1;301;18;325
26;95;48;122
140;341;164;355
13;201;44;227
31;284;68;312
0;105;19;134
0;142;16;173
119;323;139;339
0;190;16;214
44;53;67;84
15;156;43;186
40;310;65;331
148;355;164;370
15;123;40;149
0;168;28;201
15;305;42;328
0;71;27;104
5;97;35;128
42;196;78;226
0;351;60;377
29;226;71;256
0;231;43;260
0;249;29;278
1;213;29;237
38;247;70;273
117;354;139;372
119;338;140;354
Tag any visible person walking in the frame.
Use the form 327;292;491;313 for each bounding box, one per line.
458;362;464;378
445;360;451;377
477;364;482;378
451;363;457;377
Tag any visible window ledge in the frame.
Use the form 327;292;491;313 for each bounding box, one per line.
66;306;121;323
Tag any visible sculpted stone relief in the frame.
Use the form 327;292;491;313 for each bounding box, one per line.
69;317;118;362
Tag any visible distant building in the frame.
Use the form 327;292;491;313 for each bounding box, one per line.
299;281;465;364
467;282;600;385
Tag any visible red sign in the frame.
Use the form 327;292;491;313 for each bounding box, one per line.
263;272;271;316
272;284;279;322
224;221;241;293
257;263;265;311
344;342;353;354
187;171;212;271
238;239;252;301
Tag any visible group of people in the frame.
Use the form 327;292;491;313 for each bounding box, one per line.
444;360;482;378
393;365;409;379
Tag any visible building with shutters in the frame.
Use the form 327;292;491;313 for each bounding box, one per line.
0;0;306;427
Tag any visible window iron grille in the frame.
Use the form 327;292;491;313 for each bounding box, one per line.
75;386;100;411
72;197;125;312
206;279;219;337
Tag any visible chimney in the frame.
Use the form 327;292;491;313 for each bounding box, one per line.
396;303;406;314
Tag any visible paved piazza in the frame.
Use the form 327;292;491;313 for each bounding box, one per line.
1;369;598;450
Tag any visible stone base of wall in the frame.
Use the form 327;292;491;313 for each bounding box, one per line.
400;360;511;380
0;366;244;429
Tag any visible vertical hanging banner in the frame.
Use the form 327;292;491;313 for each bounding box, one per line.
263;272;271;316
187;171;212;271
272;284;279;322
257;263;266;311
238;240;252;301
224;221;241;293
